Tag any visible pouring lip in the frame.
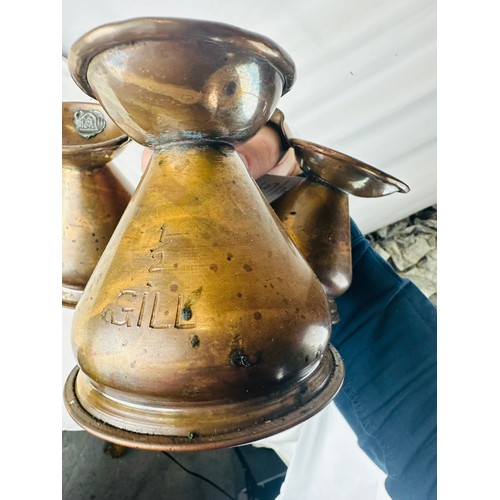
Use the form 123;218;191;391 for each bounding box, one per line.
291;138;411;197
68;17;296;99
62;133;130;155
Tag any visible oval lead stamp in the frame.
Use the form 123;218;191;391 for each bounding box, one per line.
73;109;106;139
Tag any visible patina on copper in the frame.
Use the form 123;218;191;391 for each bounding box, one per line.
62;102;132;307
64;17;344;452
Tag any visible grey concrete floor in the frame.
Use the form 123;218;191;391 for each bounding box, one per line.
63;431;286;500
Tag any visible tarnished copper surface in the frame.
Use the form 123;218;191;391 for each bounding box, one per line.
292;138;410;197
64;18;344;451
62;102;132;307
272;181;351;321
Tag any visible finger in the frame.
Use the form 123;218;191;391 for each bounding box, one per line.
236;126;282;180
266;147;301;177
142;148;154;172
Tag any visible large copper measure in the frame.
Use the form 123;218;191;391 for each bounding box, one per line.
64;17;344;451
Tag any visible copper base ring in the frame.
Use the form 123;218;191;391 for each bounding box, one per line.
64;345;344;451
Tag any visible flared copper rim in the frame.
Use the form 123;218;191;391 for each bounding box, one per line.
63;135;130;157
69;17;296;100
64;345;344;452
62;101;130;156
292;138;410;197
62;284;83;309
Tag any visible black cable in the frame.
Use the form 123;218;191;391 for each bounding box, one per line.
161;451;237;500
233;447;259;500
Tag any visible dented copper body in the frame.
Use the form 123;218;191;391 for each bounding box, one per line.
64;18;345;451
62;102;132;307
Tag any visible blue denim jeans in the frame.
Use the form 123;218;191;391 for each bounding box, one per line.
332;220;437;499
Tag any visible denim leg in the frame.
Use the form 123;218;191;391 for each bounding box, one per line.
332;220;437;500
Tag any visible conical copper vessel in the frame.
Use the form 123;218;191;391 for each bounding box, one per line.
272;180;351;323
62;102;132;307
64;18;344;451
270;127;410;322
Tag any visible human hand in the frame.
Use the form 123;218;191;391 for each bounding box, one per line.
141;125;300;179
